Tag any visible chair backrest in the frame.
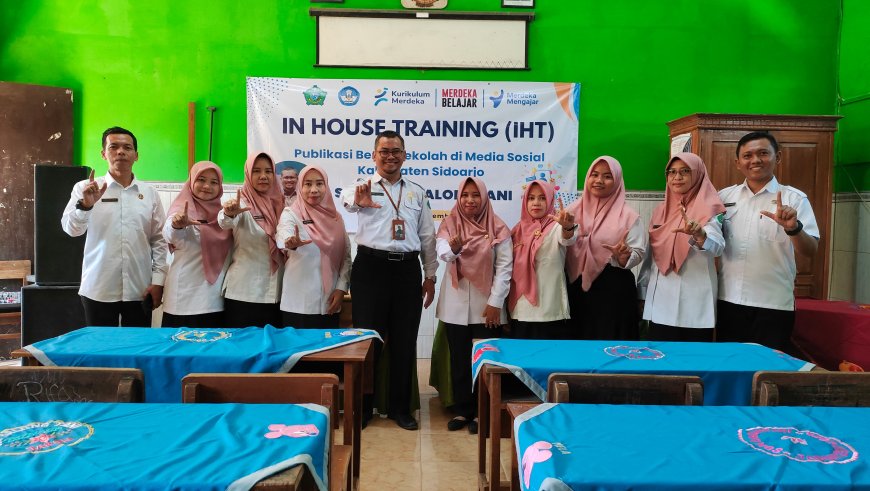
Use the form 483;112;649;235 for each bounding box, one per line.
752;371;870;407
181;373;340;423
547;373;704;406
0;366;144;402
0;260;30;284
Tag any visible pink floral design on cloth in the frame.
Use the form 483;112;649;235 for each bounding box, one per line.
522;440;553;488
473;344;499;364
264;424;320;439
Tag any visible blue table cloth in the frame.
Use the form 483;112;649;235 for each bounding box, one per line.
0;401;329;490
471;339;814;405
25;326;381;403
514;403;870;491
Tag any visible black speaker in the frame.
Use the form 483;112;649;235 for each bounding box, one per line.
34;165;88;285
21;285;86;346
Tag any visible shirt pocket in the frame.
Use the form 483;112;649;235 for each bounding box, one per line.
404;192;422;211
759;203;786;243
722;207;739;238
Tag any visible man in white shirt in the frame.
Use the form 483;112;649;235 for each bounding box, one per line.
716;131;819;351
341;130;438;431
61;127;168;327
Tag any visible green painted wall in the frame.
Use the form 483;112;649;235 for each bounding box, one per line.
1;0;841;190
836;0;870;192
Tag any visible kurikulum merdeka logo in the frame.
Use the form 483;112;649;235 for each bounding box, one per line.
338;86;360;106
0;420;94;455
303;85;327;106
172;329;232;343
374;87;389;106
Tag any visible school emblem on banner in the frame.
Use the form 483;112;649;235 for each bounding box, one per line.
604;345;665;360
0;420;94;455
171;330;232;343
738;426;859;464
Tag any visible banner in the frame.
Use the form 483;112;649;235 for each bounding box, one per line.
247;78;580;229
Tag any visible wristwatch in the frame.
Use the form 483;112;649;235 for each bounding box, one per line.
75;199;94;211
785;219;803;236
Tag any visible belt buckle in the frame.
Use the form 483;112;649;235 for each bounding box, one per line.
387;251;404;261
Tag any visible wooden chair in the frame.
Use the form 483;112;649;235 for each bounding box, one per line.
546;373;704;405
0;366;144;402
182;373;352;491
752;371;870;407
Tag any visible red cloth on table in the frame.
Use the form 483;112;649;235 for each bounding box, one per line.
792;298;870;371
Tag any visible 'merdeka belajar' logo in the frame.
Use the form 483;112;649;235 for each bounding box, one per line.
441;88;478;108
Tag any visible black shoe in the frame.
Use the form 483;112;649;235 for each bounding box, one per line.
467;419;478;435
395;414;418;431
447;417;469;431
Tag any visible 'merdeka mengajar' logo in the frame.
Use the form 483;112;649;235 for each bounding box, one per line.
0;420;94;455
441;88;478;108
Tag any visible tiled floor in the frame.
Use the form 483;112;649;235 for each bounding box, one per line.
355;359;512;491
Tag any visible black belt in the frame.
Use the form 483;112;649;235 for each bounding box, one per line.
357;245;419;262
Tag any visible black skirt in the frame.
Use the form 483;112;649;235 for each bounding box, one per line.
567;265;639;340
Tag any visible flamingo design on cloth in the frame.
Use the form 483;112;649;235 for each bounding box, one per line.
472;344;499;364
264;424;319;439
521;440;553;489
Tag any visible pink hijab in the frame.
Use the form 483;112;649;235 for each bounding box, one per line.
167;161;233;284
649;152;725;275
566;156;639;291
241;152;285;273
436;177;511;295
289;166;347;295
508;180;556;311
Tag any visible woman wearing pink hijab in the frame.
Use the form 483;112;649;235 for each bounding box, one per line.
435;177;512;433
565;156;646;340
637;152;725;341
162;161;233;328
508;180;578;340
277;165;351;328
218;152;285;328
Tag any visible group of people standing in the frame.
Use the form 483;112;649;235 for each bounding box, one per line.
62;127;818;434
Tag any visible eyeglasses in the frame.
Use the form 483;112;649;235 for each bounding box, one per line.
666;168;692;178
377;149;405;157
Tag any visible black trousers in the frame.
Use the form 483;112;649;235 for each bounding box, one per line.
161;311;224;329
567;265;639;340
445;322;496;418
510;319;572;340
351;251;422;417
81;296;151;327
716;300;795;352
223;298;281;328
281;311;340;329
648;321;714;342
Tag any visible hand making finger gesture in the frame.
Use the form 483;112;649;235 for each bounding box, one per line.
223;189;251;218
550;208;576;230
760;191;799;232
284;224;313;250
448;227;471;254
672;205;707;244
171;202;195;230
354;180;382;209
602;229;632;267
81;169;108;208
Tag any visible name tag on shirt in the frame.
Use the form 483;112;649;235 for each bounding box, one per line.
253;215;264;221
724;202;736;207
651;224;662;229
302;219;314;225
101;198;118;203
371;192;384;196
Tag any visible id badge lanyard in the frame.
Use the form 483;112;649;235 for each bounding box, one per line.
380;181;405;241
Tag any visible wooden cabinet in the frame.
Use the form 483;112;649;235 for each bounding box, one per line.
667;113;840;300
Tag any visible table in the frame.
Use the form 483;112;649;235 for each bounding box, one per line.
473;339;815;491
512;403;870;490
0;401;329;490
793;298;870;371
12;326;376;486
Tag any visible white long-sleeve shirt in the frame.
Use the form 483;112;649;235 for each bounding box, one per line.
340;174;437;278
510;225;577;322
717;177;819;311
638;217;724;328
218;207;282;304
435;237;513;325
276;208;351;315
61;172;167;302
161;220;228;315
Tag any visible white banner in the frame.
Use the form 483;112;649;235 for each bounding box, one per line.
247;78;580;230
